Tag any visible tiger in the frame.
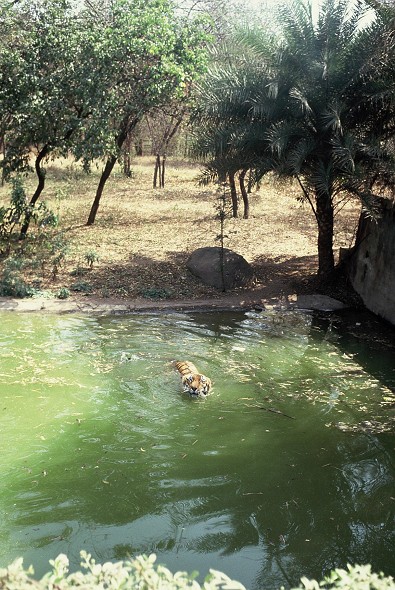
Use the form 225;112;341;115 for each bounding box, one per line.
174;361;212;397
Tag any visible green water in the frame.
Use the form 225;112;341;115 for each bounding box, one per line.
0;309;394;589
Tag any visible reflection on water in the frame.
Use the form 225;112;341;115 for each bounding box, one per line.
0;309;394;589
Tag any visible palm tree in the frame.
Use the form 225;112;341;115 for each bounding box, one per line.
261;0;395;276
191;44;273;217
194;0;395;277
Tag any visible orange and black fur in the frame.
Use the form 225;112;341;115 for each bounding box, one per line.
175;361;212;397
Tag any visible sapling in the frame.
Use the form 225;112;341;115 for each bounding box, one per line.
215;183;233;292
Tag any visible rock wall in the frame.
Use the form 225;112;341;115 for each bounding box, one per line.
349;198;395;325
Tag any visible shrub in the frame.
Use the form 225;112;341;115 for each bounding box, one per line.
0;552;245;590
0;258;35;298
84;250;100;268
0;178;24;230
0;178;58;249
0;554;393;590
290;564;395;590
56;287;70;300
70;281;93;293
140;287;173;299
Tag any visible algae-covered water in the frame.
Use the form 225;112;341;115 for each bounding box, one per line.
0;309;394;589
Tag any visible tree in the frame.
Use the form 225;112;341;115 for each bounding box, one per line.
80;0;210;225
191;46;270;218
261;0;395;275
0;0;209;232
0;0;95;237
193;0;395;277
146;103;188;188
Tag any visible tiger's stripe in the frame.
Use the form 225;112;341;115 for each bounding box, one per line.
175;361;212;397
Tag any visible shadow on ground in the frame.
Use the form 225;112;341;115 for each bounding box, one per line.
63;251;321;304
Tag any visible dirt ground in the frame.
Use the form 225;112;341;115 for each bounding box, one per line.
0;157;362;311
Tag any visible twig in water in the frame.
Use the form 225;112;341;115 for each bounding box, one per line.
245;404;295;419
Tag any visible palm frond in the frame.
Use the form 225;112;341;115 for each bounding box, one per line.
287;136;317;174
276;0;315;52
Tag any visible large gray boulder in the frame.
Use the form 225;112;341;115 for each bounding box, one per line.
349;199;395;325
187;247;253;291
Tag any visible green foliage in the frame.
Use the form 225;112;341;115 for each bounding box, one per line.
70;281;93;293
0;551;246;590
213;183;234;292
56;287;70;299
19;230;69;280
290;564;395;590
0;257;35;297
0;554;393;590
0;178;28;245
0;177;58;252
84;250;100;268
37;207;58;229
193;0;395;277
0;0;210;228
140;287;173;299
214;183;233;251
70;0;210;166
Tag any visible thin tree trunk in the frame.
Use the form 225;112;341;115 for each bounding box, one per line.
161;155;166;188
153;153;161;188
87;155;118;225
239;169;249;219
87;115;139;225
151;110;184;188
19;144;50;239
134;137;143;156
228;171;238;218
123;133;132;177
247;169;253;193
315;191;335;276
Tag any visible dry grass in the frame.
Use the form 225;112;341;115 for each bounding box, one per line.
0;156;361;302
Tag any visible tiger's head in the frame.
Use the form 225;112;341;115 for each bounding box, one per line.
181;372;212;397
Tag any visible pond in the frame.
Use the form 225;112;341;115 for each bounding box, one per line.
0;308;394;589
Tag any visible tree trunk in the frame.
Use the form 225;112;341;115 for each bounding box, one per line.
123;133;132;177
19;144;50;239
161;155;166;188
87;115;139;225
153;153;161;188
228;171;238;218
87;155;117;225
239;169;249;219
247;169;253;193
315;191;335;276
134;137;143;156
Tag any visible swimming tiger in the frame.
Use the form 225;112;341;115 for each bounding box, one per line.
174;361;212;397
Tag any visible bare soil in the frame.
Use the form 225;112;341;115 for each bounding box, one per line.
0;156;362;311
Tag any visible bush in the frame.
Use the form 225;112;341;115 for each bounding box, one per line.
140;287;173;299
84;250;100;268
70;281;93;293
0;554;393;590
0;178;58;250
0;177;28;245
0;552;245;590
0;258;36;298
56;287;70;300
290;564;395;590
